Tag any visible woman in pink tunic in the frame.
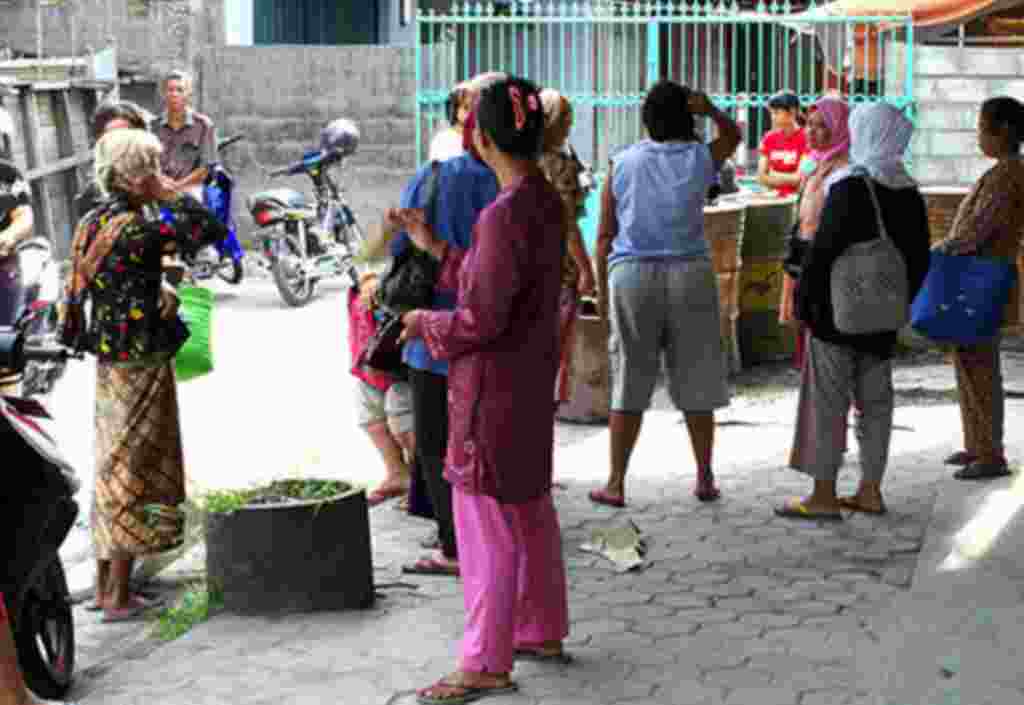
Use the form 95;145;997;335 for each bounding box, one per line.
398;76;570;704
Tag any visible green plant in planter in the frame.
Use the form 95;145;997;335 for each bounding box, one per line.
200;479;357;515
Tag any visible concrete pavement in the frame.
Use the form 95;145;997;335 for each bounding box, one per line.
60;342;1024;705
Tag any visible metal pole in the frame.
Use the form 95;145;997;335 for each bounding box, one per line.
36;0;43;81
415;3;423;166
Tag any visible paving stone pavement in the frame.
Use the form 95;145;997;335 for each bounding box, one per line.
70;384;1003;705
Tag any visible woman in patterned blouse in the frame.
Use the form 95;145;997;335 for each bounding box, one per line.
934;96;1024;481
538;89;595;405
64;128;226;623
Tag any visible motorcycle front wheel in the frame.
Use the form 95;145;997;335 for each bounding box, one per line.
216;256;244;285
271;235;317;307
15;558;74;699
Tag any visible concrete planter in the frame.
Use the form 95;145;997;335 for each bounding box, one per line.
205;483;374;615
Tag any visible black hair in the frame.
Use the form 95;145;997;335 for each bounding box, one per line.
445;89;459;127
476;75;545;159
92;100;150;138
768;91;800;112
981;96;1024;152
641;80;696;143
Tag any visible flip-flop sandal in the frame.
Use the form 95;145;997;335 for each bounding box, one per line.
367;486;407;507
694;471;721;502
417;677;518;705
86;591;164;612
588;489;626;508
774;500;843;522
694;484;721;503
838;497;888;515
514;648;573;664
402;556;460;577
100;604;151;624
944;451;977;466
954;462;1012;481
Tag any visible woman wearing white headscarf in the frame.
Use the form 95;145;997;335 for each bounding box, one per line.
775;103;931;521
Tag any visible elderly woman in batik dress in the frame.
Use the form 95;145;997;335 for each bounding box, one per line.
538;89;596;405
934;96;1024;481
65;128;225;623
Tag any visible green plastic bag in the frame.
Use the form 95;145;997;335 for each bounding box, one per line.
175;285;214;382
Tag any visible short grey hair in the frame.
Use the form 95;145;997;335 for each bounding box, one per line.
94;128;163;196
161;70;193;97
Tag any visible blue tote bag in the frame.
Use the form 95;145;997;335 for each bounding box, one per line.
910;251;1017;345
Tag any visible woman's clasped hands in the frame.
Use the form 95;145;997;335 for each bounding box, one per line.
385;207;448;343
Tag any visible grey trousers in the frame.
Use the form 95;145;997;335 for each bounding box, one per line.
791;336;894;483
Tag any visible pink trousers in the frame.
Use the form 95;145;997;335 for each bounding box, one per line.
453;488;569;674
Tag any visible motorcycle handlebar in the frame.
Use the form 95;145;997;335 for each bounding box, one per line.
217;134;244;153
21;342;71;363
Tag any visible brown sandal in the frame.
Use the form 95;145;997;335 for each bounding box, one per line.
944;451;977;467
838;496;888;516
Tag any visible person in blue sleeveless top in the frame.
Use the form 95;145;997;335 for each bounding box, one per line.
591;81;742;508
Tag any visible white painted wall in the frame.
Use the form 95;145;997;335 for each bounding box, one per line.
224;0;254;46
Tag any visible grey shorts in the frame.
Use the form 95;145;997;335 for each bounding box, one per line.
356;380;414;436
609;258;730;413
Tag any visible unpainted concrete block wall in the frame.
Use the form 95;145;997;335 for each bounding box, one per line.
0;0;224;90
889;41;1019;186
200;45;417;174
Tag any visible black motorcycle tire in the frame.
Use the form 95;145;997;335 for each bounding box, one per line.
216;257;244;285
14;558;75;699
271;235;317;308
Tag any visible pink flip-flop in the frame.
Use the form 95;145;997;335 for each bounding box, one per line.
100;604;151;624
367;485;408;507
588;489;626;508
402;556;460;577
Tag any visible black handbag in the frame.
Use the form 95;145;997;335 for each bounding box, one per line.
376;160;443;314
359;313;406;376
782;224;810;279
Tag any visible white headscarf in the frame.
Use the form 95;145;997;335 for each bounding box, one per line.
827;102;916;193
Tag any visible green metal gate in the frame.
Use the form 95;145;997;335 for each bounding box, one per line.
415;0;914;168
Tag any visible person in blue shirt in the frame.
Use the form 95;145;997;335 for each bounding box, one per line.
382;109;499;576
592;81;742;509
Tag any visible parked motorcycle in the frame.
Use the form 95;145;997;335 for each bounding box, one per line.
247;119;365;307
0;237;68;397
0;321;81;698
171;133;247;286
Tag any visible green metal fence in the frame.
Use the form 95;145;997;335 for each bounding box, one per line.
415;0;915;169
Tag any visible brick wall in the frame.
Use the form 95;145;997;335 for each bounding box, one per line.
200;45;421;175
888;41;1021;186
0;0;224;92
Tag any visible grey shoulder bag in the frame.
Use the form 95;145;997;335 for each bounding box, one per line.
830;176;909;335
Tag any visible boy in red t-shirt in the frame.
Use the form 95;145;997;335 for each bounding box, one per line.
757;91;808;198
348;273;415;507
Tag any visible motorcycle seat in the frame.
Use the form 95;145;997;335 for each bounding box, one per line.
247;188;309;212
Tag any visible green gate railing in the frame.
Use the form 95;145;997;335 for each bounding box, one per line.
415;0;914;169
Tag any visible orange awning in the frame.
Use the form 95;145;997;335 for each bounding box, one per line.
809;0;1019;28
